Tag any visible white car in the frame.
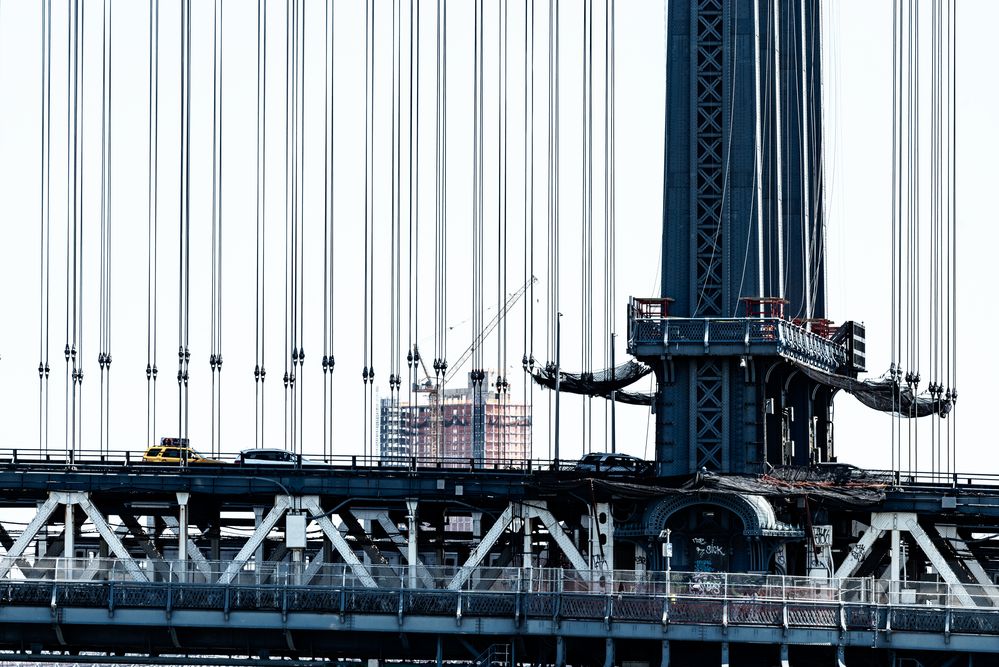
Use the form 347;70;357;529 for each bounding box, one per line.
235;448;324;467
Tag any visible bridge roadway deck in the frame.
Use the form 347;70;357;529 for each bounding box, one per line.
3;456;999;521
0;568;998;661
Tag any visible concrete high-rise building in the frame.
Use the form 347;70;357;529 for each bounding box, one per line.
379;372;531;465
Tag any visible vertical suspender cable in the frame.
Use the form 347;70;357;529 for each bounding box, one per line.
255;0;267;449
323;0;334;459
39;0;52;452
209;0;223;456
527;0;535;459
389;0;400;436
98;0;113;455
178;0;192;445
362;0;375;460
147;0;160;449
604;0;616;452
283;0;291;451
66;0;85;457
433;0;448;458
889;0;902;470
293;0;305;455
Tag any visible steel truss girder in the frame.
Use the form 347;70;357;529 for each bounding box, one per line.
447;502;593;591
835;512;983;607
0;492;147;582
216;496;377;588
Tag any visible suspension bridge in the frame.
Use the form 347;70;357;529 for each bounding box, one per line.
0;1;990;666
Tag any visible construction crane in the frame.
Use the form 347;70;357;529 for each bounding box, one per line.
412;275;537;458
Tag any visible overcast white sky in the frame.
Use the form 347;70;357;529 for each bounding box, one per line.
0;1;995;474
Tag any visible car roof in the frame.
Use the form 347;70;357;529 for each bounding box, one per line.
240;448;294;455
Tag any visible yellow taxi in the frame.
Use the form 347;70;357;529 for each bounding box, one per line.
142;438;222;465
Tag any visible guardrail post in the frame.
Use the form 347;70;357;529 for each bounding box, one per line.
781;575;788;632
165;573;173;620
838;577;846;632
108;578;115;617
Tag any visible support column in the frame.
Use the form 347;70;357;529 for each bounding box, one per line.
890;527;901;605
837;644;846;667
177;492;190;581
555;636;566;667
720;642;730;667
64;502;75;578
603;638;614;667
406;499;418;590
661;640;671;667
590;502;614;574
436;636;443;667
523;516;533;570
779;643;789;667
253;506;266;565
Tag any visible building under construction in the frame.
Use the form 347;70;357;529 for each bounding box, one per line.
379;371;531;464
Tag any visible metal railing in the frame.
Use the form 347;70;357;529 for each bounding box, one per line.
2;558;997;609
0;448;581;473
0;562;996;636
627;316;848;371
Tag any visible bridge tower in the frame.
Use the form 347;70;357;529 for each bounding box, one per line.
629;0;862;476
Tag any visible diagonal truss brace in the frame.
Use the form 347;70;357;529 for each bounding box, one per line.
530;504;590;573
300;496;377;588
218;496;292;584
0;494;61;579
76;493;149;582
936;525;999;604
448;504;515;590
834;525;884;580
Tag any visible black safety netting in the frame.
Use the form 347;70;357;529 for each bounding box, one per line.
795;363;953;418
530;360;655;406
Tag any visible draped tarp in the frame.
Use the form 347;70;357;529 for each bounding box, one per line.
795;363;953;418
530;358;953;417
530;360;655;406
